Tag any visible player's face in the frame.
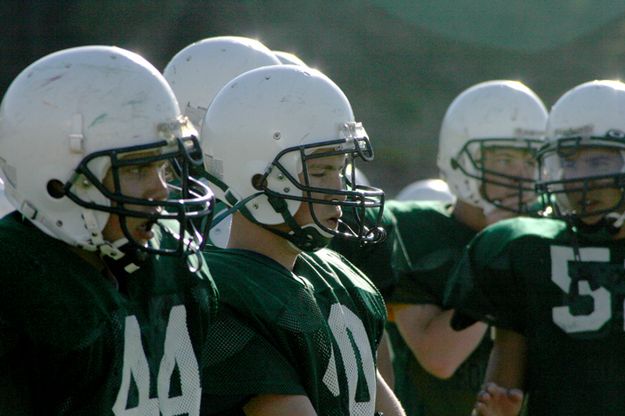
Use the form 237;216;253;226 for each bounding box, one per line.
101;152;169;245
293;152;347;231
560;146;624;224
481;146;537;210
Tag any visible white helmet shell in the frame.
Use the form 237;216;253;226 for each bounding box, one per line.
0;46;188;250
273;50;308;66
396;179;456;203
0;179;13;217
201;65;357;225
163;36;281;128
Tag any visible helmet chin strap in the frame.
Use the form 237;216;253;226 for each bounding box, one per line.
273;222;333;253
603;211;625;234
243;194;332;252
82;210;144;278
209;174;333;252
267;195;332;252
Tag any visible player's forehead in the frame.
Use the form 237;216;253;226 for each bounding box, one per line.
560;145;622;161
118;148;162;161
482;145;534;159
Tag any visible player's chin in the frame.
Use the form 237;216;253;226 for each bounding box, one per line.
578;212;605;226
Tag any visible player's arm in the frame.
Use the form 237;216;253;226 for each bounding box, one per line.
375;369;406;416
473;328;527;416
393;302;487;379
243;394;317;416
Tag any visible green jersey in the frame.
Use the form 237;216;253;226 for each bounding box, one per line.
446;217;625;415
329;205;421;413
201;247;387;416
386;200;491;416
0;213;218;415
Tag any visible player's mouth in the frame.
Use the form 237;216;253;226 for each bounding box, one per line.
134;217;158;242
324;207;342;229
326;217;339;229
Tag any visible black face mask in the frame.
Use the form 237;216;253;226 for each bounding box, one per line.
206;135;387;251
100;240;147;294
452;138;543;214
64;135;215;257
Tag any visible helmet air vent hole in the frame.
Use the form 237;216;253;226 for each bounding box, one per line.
47;179;65;199
252;174;267;190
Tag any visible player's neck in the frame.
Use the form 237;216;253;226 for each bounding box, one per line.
452;199;488;231
71;245;106;271
70;245;120;287
228;212;300;270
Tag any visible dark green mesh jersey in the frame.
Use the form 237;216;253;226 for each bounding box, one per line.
0;212;218;415
445;216;625;415
201;247;387;416
385;200;491;416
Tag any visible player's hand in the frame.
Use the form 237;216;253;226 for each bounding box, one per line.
471;382;524;416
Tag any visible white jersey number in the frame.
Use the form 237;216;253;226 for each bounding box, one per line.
113;305;201;416
323;303;376;416
551;246;612;334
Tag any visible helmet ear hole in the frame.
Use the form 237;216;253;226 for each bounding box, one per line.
252;174;267;191
47;179;65;199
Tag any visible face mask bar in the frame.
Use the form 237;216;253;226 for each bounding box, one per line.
452;138;543;213
64;135;214;256
262;135;386;245
537;138;625;220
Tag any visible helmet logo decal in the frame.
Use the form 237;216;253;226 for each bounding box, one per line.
554;124;594;138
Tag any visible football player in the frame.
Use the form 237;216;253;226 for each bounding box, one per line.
163;35;282;248
334;80;547;416
447;80;625;416
198;64;405;416
0;46;217;414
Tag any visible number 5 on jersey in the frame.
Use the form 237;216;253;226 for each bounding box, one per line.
551;246;612;334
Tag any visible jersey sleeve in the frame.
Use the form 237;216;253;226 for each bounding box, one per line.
200;306;305;414
391;247;460;305
444;234;528;334
387;201;475;308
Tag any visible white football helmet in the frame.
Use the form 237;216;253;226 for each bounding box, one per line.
163;36;281;128
537;80;625;225
396;179;456;204
201;65;385;251
273;50;308;66
0;46;214;256
437;80;548;213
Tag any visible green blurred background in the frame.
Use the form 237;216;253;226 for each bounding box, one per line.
3;0;625;196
